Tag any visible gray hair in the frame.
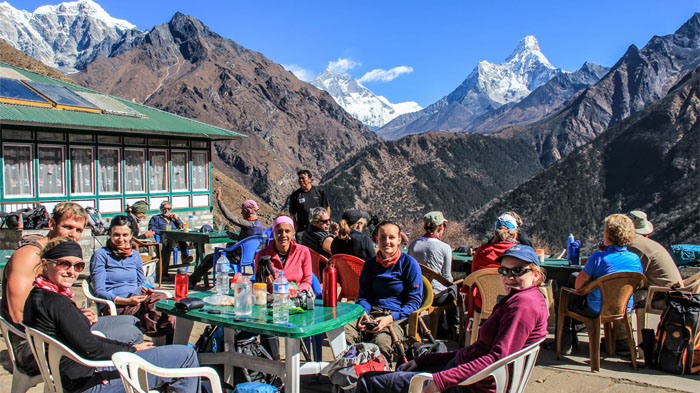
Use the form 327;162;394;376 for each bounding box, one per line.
309;207;328;222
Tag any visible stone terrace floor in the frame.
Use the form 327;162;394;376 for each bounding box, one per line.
1;278;696;393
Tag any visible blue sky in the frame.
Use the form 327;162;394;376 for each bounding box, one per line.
13;0;700;107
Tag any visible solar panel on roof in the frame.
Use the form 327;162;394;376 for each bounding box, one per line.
0;77;52;106
24;81;100;111
75;91;146;118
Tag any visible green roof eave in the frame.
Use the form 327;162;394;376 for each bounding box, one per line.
0;62;246;140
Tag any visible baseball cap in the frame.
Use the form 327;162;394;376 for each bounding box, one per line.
495;214;518;231
423;211;447;226
496;245;540;266
342;209;369;226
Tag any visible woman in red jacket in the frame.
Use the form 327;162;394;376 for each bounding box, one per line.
356;245;549;393
255;215;313;292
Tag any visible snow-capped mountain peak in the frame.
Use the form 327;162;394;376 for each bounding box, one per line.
34;0;135;31
0;0;141;72
310;68;422;129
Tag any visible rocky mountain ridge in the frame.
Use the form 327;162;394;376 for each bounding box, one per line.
466;65;700;250
72;12;379;205
310;68;422;129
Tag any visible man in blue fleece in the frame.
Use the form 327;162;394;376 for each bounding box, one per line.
345;221;423;362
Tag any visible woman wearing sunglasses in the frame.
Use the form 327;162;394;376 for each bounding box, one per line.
356;245;548;393
90;215;176;339
23;237;201;393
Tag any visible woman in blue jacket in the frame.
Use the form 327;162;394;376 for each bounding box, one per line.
345;221;423;362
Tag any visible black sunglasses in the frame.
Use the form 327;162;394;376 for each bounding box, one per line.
161;207;172;211
497;266;532;277
317;219;330;224
48;259;86;273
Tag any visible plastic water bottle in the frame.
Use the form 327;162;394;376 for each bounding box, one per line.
188;215;195;231
272;271;289;324
567;234;575;263
215;254;231;295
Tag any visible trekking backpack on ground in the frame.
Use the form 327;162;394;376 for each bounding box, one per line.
642;291;700;374
322;343;390;393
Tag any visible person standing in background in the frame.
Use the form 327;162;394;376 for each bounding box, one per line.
288;170;330;233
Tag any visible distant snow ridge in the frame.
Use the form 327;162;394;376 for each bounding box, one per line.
0;0;139;72
310;69;422;129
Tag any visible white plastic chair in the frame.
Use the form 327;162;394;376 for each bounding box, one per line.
0;316;43;393
112;351;223;393
408;338;544;393
82;268;173;317
22;324;113;393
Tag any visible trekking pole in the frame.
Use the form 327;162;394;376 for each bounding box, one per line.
388;324;408;365
417;317;436;344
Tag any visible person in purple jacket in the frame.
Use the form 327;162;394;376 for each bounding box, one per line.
345;221;423;363
356;245;549;393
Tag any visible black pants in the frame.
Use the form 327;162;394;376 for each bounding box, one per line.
433;285;459;331
356;357;472;393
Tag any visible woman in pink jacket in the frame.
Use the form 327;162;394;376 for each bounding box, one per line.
356;245;549;393
254;215;313;292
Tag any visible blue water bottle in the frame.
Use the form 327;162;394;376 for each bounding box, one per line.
566;234;574;264
567;234;581;265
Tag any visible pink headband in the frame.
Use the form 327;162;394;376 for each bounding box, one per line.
273;216;295;230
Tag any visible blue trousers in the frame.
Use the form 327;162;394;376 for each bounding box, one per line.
91;315;143;344
82;345;201;393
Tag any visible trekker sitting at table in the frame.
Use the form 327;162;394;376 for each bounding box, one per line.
345;221;423;363
560;214;643;354
148;201;193;264
355;245;549;393
126;200;155;239
188;187;264;288
408;211;457;339
91;215;176;340
2;202;143;377
486;211;533;247
252;215;314;359
24;237;201;393
464;214;519;330
331;209;376;261
299;206;338;258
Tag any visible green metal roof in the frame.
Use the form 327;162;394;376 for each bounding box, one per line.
0;62;245;140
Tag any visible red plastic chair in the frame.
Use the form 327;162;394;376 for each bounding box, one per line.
330;254;365;301
309;249;329;283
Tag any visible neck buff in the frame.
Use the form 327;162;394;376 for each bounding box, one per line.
376;249;401;268
107;239;133;258
273;215;295;230
242;200;259;219
422;232;440;239
42;240;83;260
34;275;74;298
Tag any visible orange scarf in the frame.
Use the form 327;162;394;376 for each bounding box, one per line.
376;250;401;268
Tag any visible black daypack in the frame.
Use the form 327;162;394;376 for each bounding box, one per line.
643;291;700;374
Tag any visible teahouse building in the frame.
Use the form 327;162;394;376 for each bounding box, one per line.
0;62;244;218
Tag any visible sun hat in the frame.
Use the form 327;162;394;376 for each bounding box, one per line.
496;245;540;266
629;210;654;235
424;211;447;226
131;200;148;214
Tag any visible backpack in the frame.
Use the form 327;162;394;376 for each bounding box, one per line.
669;245;700;267
322;343;390;393
643;291;700;374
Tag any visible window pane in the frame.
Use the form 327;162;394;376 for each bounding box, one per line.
2;130;33;140
38;146;64;195
191;140;208;148
99;148;120;193
192;152;208;190
125;150;145;192
37;132;65;141
149;151;168;192
70;148;93;194
125;137;146;145
171;152;188;191
3;145;33;196
98;135;121;144
69;134;94;142
171;139;189;147
150;138;168;146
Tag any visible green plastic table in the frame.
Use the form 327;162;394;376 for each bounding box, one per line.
158;230;233;281
156;292;364;393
